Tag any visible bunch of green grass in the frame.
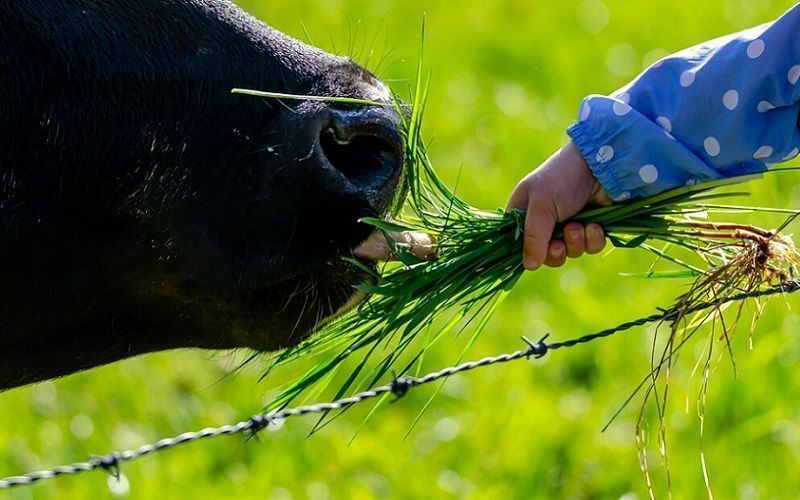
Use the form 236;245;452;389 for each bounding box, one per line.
234;65;800;418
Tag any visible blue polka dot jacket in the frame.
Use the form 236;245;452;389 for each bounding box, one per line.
568;2;800;202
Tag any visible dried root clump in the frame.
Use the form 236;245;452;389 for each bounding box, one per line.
634;220;799;497
672;224;799;325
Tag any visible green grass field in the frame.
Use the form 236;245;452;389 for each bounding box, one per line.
3;1;800;498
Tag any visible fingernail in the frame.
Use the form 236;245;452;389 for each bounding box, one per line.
567;228;581;241
552;246;564;258
524;256;541;270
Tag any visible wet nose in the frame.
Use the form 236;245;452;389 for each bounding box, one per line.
317;106;404;212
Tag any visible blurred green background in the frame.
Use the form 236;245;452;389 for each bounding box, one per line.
3;1;800;498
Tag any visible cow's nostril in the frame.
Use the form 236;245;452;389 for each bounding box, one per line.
318;115;402;198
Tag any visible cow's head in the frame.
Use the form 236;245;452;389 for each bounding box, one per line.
0;0;407;388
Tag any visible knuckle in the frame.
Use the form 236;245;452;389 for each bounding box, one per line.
523;233;541;248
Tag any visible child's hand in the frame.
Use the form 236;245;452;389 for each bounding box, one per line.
506;142;610;270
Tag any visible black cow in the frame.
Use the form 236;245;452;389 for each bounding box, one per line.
0;0;405;389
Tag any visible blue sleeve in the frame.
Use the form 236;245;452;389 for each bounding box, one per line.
567;3;800;202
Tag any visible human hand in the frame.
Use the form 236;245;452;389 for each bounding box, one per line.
506;142;611;270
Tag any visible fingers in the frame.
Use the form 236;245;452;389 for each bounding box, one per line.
513;187;606;270
522;198;558;271
562;222;585;259
585;223;606;254
544;240;566;267
543;222;607;269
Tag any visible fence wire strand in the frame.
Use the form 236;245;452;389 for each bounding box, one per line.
1;279;798;489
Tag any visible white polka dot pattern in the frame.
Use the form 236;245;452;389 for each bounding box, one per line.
613;191;631;202
703;137;721;157
782;147;799;160
580;103;591;121
612;100;631;116
722;90;739;110
679;70;695;87
754;145;773;160
596;145;614;163
757;101;775;113
639;164;658;184
746;39;765;59
788;65;800;84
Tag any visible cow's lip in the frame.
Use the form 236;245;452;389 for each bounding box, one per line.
352;231;394;262
324;228;438;325
352;229;439;262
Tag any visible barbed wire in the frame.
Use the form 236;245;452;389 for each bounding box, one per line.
1;279;798;490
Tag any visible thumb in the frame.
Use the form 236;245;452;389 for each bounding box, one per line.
523;199;558;270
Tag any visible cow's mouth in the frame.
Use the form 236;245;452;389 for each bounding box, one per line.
250;230;436;341
229;107;417;350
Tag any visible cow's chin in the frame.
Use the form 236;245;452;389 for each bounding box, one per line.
230;258;375;352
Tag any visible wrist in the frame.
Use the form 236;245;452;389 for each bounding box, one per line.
559;142;611;206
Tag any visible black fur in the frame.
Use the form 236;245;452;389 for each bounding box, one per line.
0;0;404;389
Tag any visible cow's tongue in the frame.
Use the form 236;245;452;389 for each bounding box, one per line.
353;231;438;262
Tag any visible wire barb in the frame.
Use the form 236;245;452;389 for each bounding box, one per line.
245;413;275;442
92;453;121;481
389;372;414;401
0;279;797;490
521;334;550;358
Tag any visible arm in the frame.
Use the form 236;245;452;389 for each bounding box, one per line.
568;2;800;201
510;3;800;270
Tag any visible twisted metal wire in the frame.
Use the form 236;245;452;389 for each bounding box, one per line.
2;279;798;489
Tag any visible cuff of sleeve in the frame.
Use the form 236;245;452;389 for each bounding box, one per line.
565;94;738;202
567;120;628;201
